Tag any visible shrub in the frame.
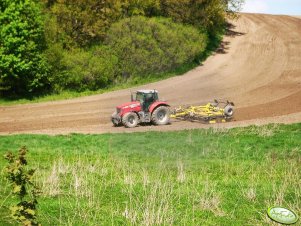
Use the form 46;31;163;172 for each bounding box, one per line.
49;46;118;92
4;147;40;226
106;16;207;78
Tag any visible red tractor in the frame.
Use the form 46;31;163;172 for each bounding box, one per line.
111;90;170;128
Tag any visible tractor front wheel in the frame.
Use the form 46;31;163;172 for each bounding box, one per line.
151;106;170;125
111;112;121;127
122;112;139;128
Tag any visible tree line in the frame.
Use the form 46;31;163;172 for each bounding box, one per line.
0;0;244;97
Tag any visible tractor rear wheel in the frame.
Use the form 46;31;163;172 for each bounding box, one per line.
151;106;170;125
122;112;139;128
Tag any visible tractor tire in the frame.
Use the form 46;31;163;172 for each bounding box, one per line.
122;112;139;128
224;105;234;117
151;106;170;125
111;112;121;127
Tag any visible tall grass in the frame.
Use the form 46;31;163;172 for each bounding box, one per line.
0;124;300;225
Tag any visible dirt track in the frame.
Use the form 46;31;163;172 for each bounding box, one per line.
1;13;301;135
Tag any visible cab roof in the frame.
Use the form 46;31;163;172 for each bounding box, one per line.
136;89;158;94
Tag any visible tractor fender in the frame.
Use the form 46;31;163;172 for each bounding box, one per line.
149;102;170;113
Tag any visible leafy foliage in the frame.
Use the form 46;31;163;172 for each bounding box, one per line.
106;16;207;78
0;0;244;98
49;45;118;92
160;0;228;35
121;0;161;17
43;0;243;47
44;0;114;47
42;0;161;47
4;147;40;226
0;0;49;96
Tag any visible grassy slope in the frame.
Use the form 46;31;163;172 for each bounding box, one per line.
1;124;300;225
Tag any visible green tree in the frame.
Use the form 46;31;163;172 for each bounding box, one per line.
160;0;244;35
43;0;122;47
43;0;161;48
0;0;49;96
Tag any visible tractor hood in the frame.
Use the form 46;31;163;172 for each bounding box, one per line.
117;101;140;110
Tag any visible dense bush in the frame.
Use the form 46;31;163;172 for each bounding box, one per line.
45;16;207;91
106;16;207;78
0;0;49;96
47;46;118;92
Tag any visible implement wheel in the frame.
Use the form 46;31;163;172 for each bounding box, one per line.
224;105;234;117
151;106;170;125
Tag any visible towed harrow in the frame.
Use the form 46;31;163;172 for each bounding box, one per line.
171;100;235;123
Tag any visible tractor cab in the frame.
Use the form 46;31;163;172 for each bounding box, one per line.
131;90;159;112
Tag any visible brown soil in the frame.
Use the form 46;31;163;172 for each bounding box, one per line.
1;13;301;135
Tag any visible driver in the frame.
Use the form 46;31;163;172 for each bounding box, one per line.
141;93;154;112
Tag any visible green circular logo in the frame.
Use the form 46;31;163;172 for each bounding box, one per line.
267;207;299;225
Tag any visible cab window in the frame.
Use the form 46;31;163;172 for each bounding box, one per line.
136;93;144;102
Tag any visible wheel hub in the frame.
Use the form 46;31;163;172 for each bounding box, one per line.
128;116;135;124
158;110;166;121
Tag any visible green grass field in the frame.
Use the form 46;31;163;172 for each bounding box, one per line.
1;124;300;225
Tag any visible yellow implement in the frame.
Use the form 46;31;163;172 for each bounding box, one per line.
171;100;234;123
